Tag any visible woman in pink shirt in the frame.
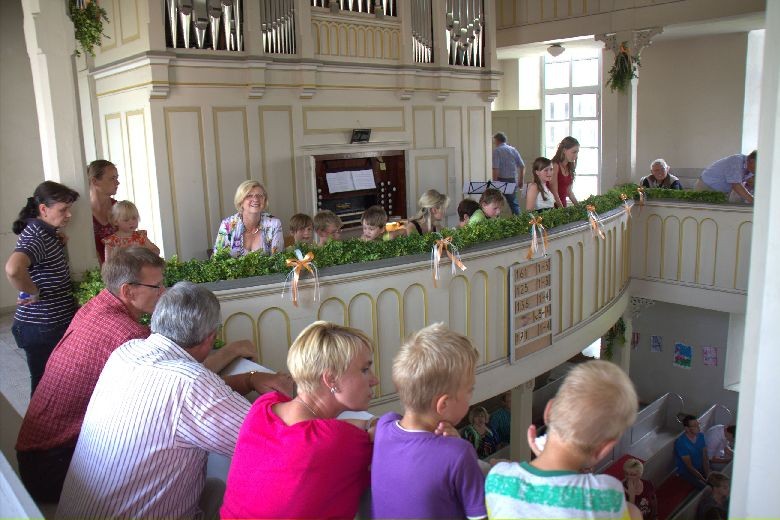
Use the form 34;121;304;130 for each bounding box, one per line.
221;321;379;519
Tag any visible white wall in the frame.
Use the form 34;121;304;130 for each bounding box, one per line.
742;29;765;153
0;0;45;311
629;301;738;416
636;33;749;182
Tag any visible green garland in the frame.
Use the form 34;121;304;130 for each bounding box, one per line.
606;42;639;93
73;184;729;305
642;188;727;204
68;0;109;57
602;317;626;361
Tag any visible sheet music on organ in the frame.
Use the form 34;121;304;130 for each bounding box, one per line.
326;169;377;193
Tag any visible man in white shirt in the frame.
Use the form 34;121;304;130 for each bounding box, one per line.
57;282;292;519
704;424;735;471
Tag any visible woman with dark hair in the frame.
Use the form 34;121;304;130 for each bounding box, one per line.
5;181;80;394
88;160;120;264
549;136;580;208
525;157;557;212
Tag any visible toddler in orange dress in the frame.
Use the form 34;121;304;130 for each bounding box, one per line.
103;200;161;260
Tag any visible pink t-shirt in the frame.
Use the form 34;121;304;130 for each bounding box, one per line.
221;392;372;519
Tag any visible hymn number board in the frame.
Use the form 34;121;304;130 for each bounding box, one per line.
509;258;553;363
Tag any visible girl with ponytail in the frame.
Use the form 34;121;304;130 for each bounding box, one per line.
405;189;449;236
5;181;80;394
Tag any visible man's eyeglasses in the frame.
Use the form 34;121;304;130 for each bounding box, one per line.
129;282;166;290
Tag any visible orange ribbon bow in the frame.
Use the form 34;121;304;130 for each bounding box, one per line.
620;193;634;219
526;216;549;260
636;187;646;213
431;235;467;288
586;205;606;240
283;250;319;307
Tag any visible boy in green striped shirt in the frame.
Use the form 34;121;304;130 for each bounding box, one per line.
485;361;642;519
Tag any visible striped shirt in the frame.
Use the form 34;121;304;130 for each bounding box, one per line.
486;461;630;519
14;219;75;325
56;333;251;519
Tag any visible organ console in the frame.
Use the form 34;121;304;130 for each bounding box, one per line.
314;150;406;229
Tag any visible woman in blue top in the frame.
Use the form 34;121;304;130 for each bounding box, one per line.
214;180;284;256
5;181;80;394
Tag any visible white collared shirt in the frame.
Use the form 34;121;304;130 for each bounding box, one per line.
57;333;251;519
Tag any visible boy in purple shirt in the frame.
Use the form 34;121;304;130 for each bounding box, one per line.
370;323;487;520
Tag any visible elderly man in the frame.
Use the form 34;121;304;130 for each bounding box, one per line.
57;282;289;519
696;150;756;203
640;158;682;189
492;132;525;215
15;247;279;503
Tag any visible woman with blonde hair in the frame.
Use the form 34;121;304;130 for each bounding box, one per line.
623;458;658;520
214;180;283;256
221;321;379;519
405;189;449;235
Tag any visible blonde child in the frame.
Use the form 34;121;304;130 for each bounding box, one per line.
468;188;503;226
486;360;641;519
103;201;160;260
370;323;487;520
288;213;314;246
313;210;342;246
360;206;389;242
457;199;480;227
405;189;449;235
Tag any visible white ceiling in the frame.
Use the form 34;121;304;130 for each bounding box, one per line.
496;12;765;60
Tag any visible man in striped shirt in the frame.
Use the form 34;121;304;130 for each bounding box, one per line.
56;282;292;519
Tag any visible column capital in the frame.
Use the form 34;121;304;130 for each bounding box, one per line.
596;27;663;57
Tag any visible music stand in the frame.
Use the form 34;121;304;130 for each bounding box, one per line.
463;180;517;195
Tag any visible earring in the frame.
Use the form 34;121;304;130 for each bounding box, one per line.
330;387;337;394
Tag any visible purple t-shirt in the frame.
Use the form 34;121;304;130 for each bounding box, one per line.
370;412;487;519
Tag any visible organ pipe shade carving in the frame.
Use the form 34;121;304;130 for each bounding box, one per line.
446;0;484;67
311;0;397;17
262;0;297;54
166;0;244;51
412;0;433;63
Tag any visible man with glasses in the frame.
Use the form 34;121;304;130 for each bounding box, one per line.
15;247;279;503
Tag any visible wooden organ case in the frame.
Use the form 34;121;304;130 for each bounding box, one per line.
314;150;406;228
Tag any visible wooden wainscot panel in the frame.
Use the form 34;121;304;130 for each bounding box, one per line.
510;257;553;362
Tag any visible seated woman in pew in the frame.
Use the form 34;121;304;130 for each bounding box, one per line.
525;157;557;212
214;181;283;256
623;458;658;520
221;321;378;519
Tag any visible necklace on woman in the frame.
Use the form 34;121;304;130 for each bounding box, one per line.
294;398;321;418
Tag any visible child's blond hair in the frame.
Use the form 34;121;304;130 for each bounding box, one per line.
287;321;374;394
623;458;644;475
548;360;638;456
313;210;342;232
392;323;478;413
479;188;504;207
289;213;314;233
110;200;140;226
361;205;388;228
